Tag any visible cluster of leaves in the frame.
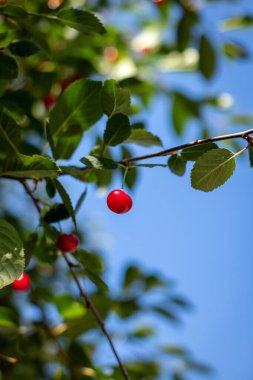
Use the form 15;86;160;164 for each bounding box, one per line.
0;0;253;379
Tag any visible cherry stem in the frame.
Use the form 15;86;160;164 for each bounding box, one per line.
121;167;129;189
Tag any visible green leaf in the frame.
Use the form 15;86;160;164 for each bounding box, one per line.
223;41;248;59
49;79;103;137
185;359;212;374
43;203;70;224
168;154;187;176
0;154;60;178
46;179;56;198
177;11;198;52
220;15;253;31
0;220;25;289
172;92;199;135
181;142;218;161
0;306;18;327
162;345;188;356
46;123;57;159
104;114;131;146
134;163;167;168
56;8;106;35
102;79;131;117
75;188;87;214
0;53;18;80
85;269;109;292
191;148;236;192
9;40;40;57
80;155;118;170
73;249;103;274
126;129;162;147
0;5;28;19
0;110;21;153
199;35;216;79
60;166;97;183
53;294;86;320
248;146;253;167
53;180;76;229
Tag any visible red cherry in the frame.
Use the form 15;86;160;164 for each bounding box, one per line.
57;234;79;253
107;189;133;214
43;93;57;109
12;273;30;291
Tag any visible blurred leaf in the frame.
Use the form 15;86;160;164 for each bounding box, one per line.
162;345;188;356
60;166;97;182
80;155;118;170
85;269;109;291
102;79;130;117
0;109;21;153
23;233;37;268
53;294;86;320
172;92;199;135
56;8;106;35
133;326;155;338
220;15;253;31
104;114;131;146
230;114;253;125
53;179;76;229
249;146;253;167
223;41;249;59
123;265;142;288
185;359;212;374
75;188;87;214
43;203;70;223
0;155;60;178
199;35;216;79
0;53;18;80
181;143;218;161
0;306;18;327
121;146;139;189
46;179;56;199
168;154;187;176
153;307;178;322
9;40;40;57
73;249;103;274
177;11;198;51
126;129;162;147
191;148;236;192
0;219;25;289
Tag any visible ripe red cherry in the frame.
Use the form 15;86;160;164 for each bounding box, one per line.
43;94;57;109
153;0;166;5
107;189;133;214
12;273;30;291
57;234;79;253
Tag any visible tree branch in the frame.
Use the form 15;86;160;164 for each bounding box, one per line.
21;181;130;380
119;128;253;166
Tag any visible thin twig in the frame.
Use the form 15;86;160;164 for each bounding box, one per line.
119;128;253;165
21;181;130;380
62;252;130;380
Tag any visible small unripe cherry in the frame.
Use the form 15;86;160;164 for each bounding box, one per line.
107;189;133;214
12;273;30;291
57;234;79;253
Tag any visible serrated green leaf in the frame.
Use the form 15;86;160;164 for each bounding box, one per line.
199;35;216;79
49;79;103;137
126;129;162;147
56;8;106;35
102;79;130;117
85;269;109;292
9;40;40;57
53;179;76;229
0;154;60;178
191;148;236;192
43;203;69;224
80;155;118;170
0;53;18;80
182;142;218;161
0;220;25;289
168;154;187;176
104;114;131;146
53;294;86;320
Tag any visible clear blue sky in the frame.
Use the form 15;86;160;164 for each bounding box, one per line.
61;1;253;379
